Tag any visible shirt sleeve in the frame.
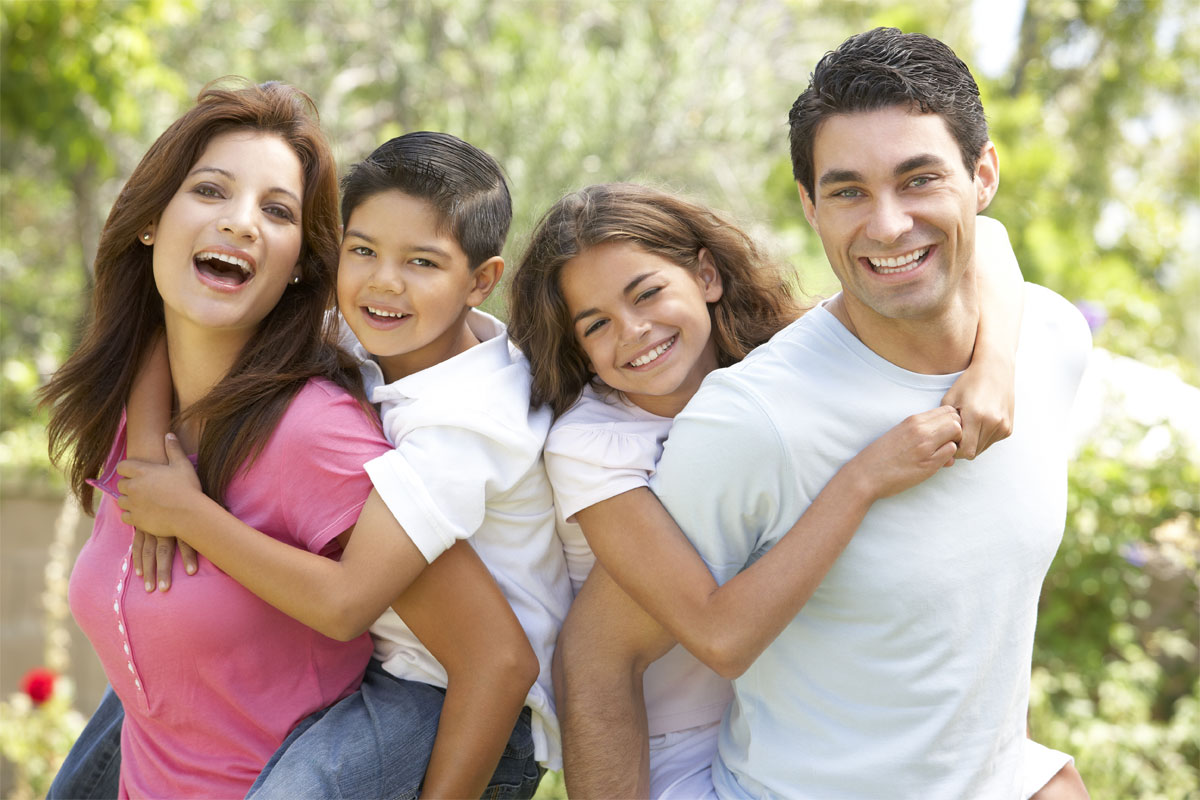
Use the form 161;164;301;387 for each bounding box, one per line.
87;413;128;502
544;423;659;521
272;383;393;554
650;377;794;584
363;421;535;563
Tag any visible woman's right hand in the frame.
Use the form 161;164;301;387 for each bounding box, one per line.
852;405;963;501
131;529;199;593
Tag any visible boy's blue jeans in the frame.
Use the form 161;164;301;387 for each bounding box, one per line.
48;685;123;799
49;660;543;799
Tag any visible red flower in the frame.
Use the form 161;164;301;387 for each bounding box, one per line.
20;667;56;706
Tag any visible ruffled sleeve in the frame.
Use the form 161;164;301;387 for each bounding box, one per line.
544;420;662;522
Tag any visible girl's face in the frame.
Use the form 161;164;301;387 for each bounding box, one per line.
150;131;304;344
560;240;723;418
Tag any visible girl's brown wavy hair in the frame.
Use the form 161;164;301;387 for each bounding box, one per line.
507;183;807;418
40;79;362;511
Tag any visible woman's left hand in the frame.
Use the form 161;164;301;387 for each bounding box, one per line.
941;353;1015;460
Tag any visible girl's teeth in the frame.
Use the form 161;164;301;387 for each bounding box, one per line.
630;336;675;367
869;248;928;274
367;306;405;319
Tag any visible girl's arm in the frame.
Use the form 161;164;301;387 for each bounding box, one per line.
116;436;428;641
578;404;963;680
394;541;538;799
943;215;1024;459
557;408;959;795
124;332;199;590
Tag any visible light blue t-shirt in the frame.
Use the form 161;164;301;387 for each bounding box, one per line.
651;285;1091;799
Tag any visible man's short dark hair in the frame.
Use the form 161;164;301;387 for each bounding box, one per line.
788;27;989;200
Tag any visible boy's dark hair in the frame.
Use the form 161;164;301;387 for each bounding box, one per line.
340;131;511;269
788;27;988;200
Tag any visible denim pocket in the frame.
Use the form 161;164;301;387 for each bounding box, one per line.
482;707;542;799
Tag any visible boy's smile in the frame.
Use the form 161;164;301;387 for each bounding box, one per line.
338;190;496;383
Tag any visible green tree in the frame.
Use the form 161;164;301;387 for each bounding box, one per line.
987;0;1200;382
1;0;190;484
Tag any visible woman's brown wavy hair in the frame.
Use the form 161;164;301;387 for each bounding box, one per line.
507;183;807;418
40;79;361;511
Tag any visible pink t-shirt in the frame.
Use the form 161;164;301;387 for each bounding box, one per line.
69;378;391;799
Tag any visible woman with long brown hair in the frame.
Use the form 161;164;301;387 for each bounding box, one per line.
39;80;394;797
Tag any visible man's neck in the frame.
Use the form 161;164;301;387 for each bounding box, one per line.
827;292;979;375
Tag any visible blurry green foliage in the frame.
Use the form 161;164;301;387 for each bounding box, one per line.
1;0;190;179
1032;413;1199;797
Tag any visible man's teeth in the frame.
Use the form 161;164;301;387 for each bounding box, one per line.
629;336;675;367
869;248;928;274
367;306;406;319
195;251;252;277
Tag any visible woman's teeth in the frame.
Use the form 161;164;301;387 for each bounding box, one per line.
629;336;675;367
195;252;253;283
868;247;928;274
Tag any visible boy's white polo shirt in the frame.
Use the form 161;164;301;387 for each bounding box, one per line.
342;309;573;769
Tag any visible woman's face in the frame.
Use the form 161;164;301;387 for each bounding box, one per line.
560;240;723;418
149;130;305;344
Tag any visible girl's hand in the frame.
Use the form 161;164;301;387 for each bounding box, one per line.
851;406;963;501
942;352;1015;460
130;528;199;592
117;434;203;588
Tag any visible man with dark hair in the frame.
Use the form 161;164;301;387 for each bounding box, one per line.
650;28;1092;797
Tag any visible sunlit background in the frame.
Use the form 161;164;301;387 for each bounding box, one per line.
1;1;1197;797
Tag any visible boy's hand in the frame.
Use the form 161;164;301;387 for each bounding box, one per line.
117;434;203;590
131;529;199;592
942;353;1015;460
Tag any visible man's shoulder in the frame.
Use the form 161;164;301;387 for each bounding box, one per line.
691;309;839;406
1021;282;1093;356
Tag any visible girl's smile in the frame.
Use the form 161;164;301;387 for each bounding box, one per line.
626;334;677;369
561;241;723;418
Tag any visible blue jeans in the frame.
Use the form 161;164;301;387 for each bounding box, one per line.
47;685;123;799
51;663;543;799
248;659;543;799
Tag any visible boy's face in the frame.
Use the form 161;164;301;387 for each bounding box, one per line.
338;190;483;382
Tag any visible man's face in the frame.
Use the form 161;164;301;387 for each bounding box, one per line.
799;106;998;326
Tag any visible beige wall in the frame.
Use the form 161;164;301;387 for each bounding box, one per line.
1;491;108;711
2;490;109;795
